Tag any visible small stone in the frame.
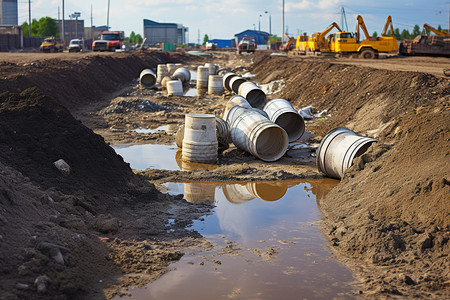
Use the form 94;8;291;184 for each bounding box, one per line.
53;159;71;175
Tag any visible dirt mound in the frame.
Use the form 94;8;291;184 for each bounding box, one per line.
0;87;137;199
251;54;450;297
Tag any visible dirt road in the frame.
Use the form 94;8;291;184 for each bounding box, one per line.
0;50;448;299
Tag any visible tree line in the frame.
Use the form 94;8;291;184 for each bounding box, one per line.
373;24;447;40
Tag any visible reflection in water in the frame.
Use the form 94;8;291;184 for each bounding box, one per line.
184;183;215;203
120;179;355;300
175;150;218;171
113;144;180;171
131;124;179;135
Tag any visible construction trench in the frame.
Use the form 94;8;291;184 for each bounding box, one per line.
0;51;448;299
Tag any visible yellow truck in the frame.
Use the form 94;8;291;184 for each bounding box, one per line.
328;15;398;58
40;37;64;53
295;22;342;53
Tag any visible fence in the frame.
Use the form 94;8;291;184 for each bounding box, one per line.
0;35;45;52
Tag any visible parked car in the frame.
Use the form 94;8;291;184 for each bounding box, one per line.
68;39;84;52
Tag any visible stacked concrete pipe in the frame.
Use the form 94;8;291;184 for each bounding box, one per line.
263;98;305;142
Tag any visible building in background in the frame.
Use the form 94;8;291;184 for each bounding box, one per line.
143;19;188;45
56;19;85;41
234;30;270;46
0;0;18;25
207;39;233;48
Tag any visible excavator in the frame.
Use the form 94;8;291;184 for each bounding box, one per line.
328;15;398;58
295;22;342;53
282;33;296;51
399;24;450;57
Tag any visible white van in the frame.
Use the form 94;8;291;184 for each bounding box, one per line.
68;39;84;52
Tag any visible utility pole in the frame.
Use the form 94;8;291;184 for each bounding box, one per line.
62;0;65;43
340;7;349;32
28;0;31;36
91;4;93;42
107;0;110;29
282;0;285;43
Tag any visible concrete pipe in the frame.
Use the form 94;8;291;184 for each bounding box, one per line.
222;95;252;120
263;99;305;142
139;69;157;89
157;64;169;83
230;107;288;162
238;82;267;109
167;63;177;75
161;76;173;89
316;127;378;180
205;63;218;75
230;76;247;94
217;68;231;76
208;75;224;95
182;114;218;163
215;116;231;146
167;80;183;96
223;72;238;92
173;67;191;84
197;66;210;89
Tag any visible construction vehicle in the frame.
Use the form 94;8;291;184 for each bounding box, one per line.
399;24;450;57
92;31;125;52
294;23;342;53
237;36;257;54
328;15;398;58
40;37;64;53
282;34;296;51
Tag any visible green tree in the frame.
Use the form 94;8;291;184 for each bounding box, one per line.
412;24;420;36
129;31;136;43
437;25;442;32
400;29;410;40
372;31;378;37
31;19;39;36
202;34;209;45
22;21;30;37
393;28;400;39
268;34;280;43
37;17;58;37
135;34;143;44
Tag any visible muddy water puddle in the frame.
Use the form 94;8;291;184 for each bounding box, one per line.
113;144;180;171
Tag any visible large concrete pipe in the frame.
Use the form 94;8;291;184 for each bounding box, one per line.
197;66;210;89
230;107;288;162
263;99;305;142
222;95;253;120
316;127;378;179
205;63;218;75
139;69;157;89
176;117;230;149
173;67;191;84
166;80;183;96
223;72;238;92
208;75;224;95
157;64;169;83
229;76;247;94
238;82;267;109
182;114;218;163
167;63;177;75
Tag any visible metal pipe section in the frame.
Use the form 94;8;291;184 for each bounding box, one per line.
197;66;210;89
238;82;267;109
316;127;378;179
139;69;157;89
263;99;305;142
208;75;224;95
222;95;252;120
230;107;288;162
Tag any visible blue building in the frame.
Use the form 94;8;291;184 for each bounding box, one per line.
208;39;233;48
234;30;270;46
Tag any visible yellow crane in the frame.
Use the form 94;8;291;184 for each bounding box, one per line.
295;22;342;52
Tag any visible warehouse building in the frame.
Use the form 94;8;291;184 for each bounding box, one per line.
143;19;188;45
234;29;270;46
0;0;18;25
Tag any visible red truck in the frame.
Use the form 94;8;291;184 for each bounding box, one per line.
92;31;124;52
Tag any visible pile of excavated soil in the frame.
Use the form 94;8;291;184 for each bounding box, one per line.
250;54;450;297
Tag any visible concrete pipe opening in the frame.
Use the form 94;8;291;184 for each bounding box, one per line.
264;99;305;142
239;82;267;109
316;127;377;179
254;125;288;161
139;69;156;89
223;72;238;92
230;76;247;94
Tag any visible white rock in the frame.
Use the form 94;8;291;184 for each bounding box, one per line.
53;159;70;175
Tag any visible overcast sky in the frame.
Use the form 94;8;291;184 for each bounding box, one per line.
18;1;450;42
